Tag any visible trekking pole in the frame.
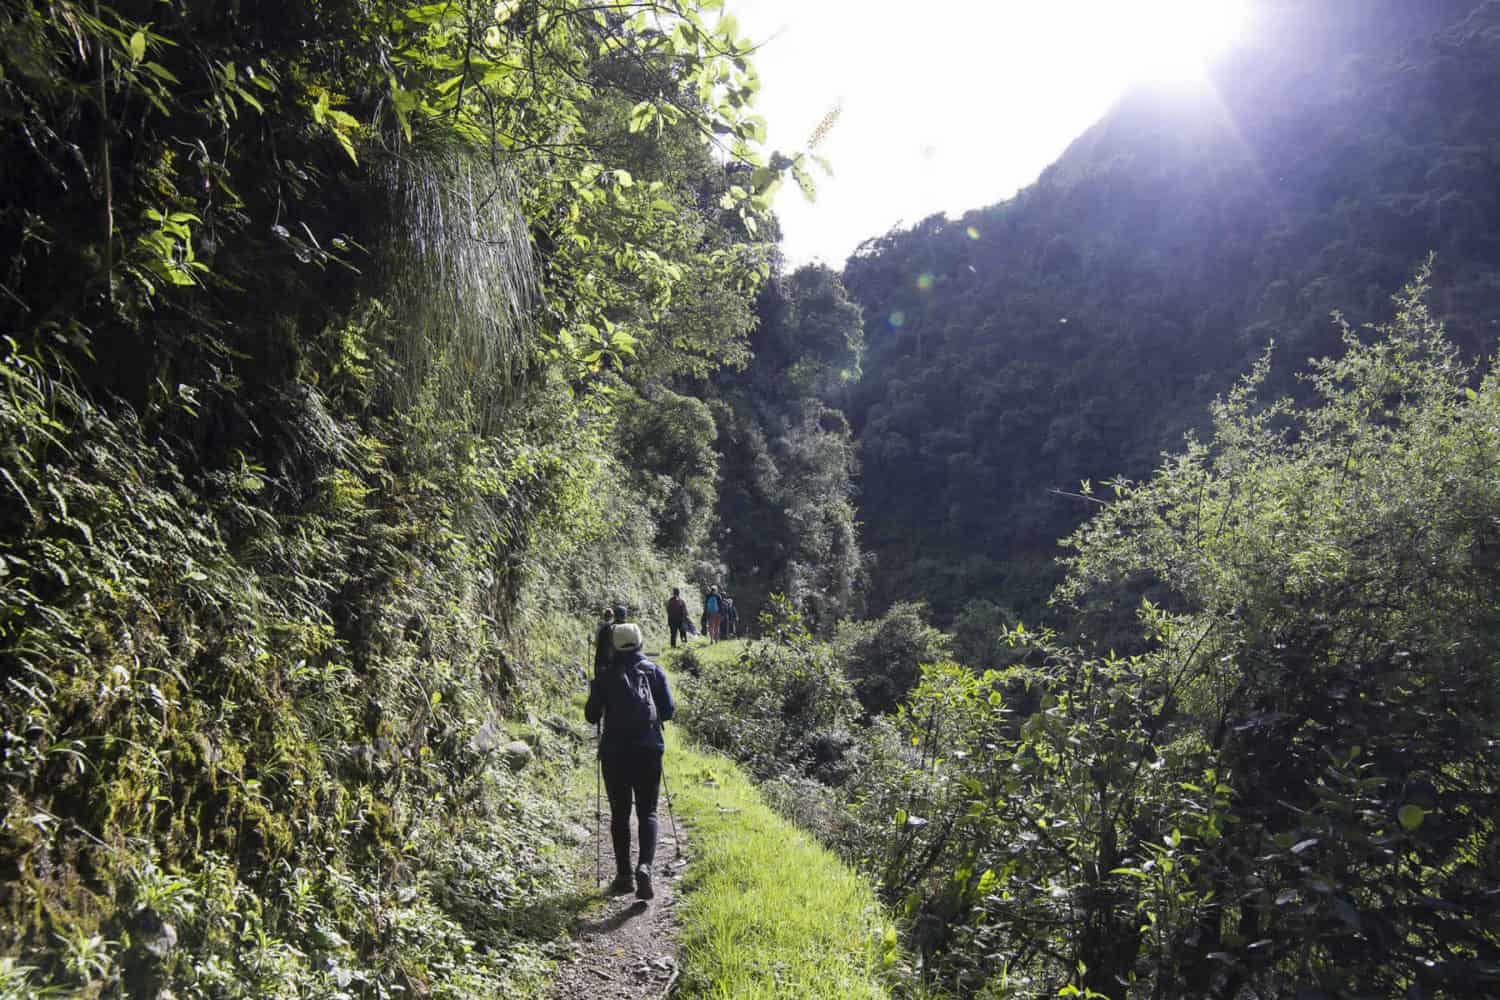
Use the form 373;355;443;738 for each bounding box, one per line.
660;764;683;862
594;720;603;886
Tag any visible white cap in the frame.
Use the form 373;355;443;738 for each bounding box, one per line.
611;622;643;652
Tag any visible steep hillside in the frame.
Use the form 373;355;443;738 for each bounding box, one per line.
843;0;1500;623
0;1;815;992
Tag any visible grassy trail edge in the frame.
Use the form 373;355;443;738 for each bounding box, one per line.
654;646;897;999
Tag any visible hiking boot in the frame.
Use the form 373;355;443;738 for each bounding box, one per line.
634;863;655;900
607;870;634;896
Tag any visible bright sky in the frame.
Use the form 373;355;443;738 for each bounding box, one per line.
728;0;1253;267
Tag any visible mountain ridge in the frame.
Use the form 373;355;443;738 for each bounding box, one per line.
841;0;1500;625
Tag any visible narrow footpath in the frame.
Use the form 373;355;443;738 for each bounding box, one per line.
548;806;687;1000
549;649;690;1000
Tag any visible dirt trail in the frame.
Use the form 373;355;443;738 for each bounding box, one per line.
548;777;689;1000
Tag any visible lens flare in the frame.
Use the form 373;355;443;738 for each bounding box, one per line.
1125;0;1251;84
888;310;906;329
916;273;935;291
965;226;981;240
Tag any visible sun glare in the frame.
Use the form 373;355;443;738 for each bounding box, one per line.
1122;0;1250;84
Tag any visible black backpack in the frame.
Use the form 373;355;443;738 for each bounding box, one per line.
607;657;659;734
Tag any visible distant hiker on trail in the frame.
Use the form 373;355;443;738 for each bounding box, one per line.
722;594;738;638
704;587;722;641
593;606;616;678
585;622;676;900
666;587;689;648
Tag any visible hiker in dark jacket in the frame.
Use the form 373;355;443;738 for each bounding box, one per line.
666;587;689;648
722;594;738;638
592;606;615;678
584;622;676;900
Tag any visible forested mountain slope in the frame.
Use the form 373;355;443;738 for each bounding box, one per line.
703;266;867;626
843;0;1500;623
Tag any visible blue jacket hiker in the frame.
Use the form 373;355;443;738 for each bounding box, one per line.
584;622;675;899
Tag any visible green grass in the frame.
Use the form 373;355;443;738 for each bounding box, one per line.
665;729;895;999
652;647;895;1000
670;637;749;667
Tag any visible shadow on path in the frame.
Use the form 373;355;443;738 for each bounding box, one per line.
500;887;601;941
579;898;648;935
547;809;686;999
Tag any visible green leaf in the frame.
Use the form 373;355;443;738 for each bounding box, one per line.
233;85;265;114
141;61;180;84
628;101;655;133
129;31;146;65
330;124;358;164
609;330;638;357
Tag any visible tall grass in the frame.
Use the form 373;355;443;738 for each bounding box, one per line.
377;148;537;428
664;725;896;1000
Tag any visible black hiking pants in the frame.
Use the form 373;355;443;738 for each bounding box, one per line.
669;619;687;647
602;749;662;872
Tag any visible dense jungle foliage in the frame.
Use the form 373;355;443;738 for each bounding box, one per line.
701;264;867;625
0;0;846;993
680;271;1500;998
843;0;1500;626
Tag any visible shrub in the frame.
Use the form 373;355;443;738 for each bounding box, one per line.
1053;269;1500;996
676;596;861;783
835;271;1500;998
833;602;952;715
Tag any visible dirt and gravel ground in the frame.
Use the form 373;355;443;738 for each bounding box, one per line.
548;795;689;1000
